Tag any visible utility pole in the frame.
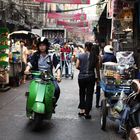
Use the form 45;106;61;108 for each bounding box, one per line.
1;1;6;27
43;2;47;27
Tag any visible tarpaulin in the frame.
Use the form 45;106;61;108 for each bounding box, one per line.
65;26;89;33
57;20;88;27
47;13;87;20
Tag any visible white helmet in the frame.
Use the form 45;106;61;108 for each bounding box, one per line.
104;45;114;54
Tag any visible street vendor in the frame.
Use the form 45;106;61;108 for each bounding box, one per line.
20;40;29;83
60;42;71;78
102;45;117;63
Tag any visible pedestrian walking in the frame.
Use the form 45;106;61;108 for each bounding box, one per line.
76;42;100;119
60;42;71;78
93;43;101;108
102;45;117;63
20;40;29;83
73;44;85;64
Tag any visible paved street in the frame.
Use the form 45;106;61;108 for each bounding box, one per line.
0;69;123;140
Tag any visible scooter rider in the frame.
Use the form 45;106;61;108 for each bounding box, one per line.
25;37;61;109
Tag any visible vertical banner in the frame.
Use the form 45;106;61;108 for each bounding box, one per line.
107;0;113;19
113;0;123;15
34;0;90;4
47;13;87;20
57;20;88;27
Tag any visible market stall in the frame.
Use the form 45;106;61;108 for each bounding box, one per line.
112;2;134;52
8;30;39;50
9;40;22;87
8;30;39;86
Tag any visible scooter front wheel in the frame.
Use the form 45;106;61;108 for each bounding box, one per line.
31;113;43;131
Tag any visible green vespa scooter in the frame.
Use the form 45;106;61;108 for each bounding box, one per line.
26;70;55;130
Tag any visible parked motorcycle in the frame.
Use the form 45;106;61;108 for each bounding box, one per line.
127;80;140;137
129;127;140;140
26;70;55;130
119;79;140;138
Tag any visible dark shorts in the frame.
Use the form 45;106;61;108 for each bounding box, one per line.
21;62;26;76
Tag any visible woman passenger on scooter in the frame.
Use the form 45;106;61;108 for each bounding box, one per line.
25;37;61;109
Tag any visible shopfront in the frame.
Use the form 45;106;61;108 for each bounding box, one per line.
112;1;134;52
133;0;140;69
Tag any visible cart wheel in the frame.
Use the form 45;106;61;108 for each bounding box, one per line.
101;99;108;131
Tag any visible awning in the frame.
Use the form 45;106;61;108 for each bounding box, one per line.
8;30;38;39
97;5;112;42
96;3;107;22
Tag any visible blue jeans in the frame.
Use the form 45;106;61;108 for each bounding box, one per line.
62;61;68;75
53;80;60;105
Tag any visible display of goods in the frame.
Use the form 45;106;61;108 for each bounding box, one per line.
0;70;8;83
116;51;135;65
104;70;117;77
0;28;9;67
0;27;10;84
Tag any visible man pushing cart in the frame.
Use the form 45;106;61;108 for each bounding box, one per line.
60;42;74;79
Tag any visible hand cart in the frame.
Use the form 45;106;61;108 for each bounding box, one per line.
60;51;74;80
100;62;132;131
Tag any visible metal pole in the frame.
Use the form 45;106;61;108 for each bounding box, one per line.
43;3;47;27
1;1;6;27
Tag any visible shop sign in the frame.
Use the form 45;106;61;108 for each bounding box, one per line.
107;0;113;19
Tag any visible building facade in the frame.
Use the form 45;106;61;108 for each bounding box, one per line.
96;0;140;69
0;0;43;31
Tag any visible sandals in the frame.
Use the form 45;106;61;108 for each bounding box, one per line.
78;113;92;119
78;112;85;117
78;108;92;119
84;114;91;119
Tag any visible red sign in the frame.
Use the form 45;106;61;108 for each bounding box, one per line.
47;13;87;20
57;20;88;27
65;26;89;33
34;0;90;4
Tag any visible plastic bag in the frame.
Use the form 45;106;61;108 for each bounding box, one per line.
116;51;135;65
